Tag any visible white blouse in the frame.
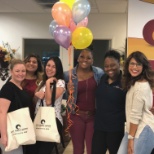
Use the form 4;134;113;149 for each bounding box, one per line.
125;81;154;138
35;79;66;125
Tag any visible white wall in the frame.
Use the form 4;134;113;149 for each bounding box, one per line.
0;13;127;89
128;0;154;38
89;13;127;51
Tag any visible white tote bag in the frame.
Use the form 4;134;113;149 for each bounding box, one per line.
34;81;60;143
33;106;60;143
5;107;36;152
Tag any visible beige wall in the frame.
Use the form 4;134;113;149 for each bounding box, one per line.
0;13;127;88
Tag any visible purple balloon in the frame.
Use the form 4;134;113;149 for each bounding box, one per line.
49;20;58;37
53;26;71;49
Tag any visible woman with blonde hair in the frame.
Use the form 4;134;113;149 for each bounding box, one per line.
0;59;31;154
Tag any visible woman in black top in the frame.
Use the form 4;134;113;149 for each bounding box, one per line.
0;59;31;154
92;50;126;154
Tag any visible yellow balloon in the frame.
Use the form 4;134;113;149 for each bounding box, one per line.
72;27;93;49
60;0;75;9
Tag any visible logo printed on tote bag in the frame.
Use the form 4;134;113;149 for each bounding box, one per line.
41;119;45;124
36;119;51;130
10;124;28;136
16;124;21;130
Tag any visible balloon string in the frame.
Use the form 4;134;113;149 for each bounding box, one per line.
65;45;79;135
68;45;72;83
65;110;73;135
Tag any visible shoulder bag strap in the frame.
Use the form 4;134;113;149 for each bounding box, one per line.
51;80;56;107
51;81;59;154
39;81;56;107
40;99;44;106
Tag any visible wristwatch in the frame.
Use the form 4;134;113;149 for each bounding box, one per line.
128;134;134;139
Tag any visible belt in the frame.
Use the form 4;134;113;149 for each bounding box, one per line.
76;110;95;116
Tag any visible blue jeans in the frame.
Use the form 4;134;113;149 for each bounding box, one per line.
0;145;23;154
117;125;154;154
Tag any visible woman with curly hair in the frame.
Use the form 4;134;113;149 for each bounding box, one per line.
117;51;154;154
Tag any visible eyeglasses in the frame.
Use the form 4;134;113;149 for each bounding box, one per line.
129;62;142;68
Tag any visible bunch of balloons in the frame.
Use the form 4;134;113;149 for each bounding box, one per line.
49;0;93;49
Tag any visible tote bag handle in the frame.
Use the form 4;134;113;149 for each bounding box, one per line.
40;80;56;107
51;80;56;107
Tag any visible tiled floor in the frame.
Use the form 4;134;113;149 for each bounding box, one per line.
63;141;87;154
63;140;109;154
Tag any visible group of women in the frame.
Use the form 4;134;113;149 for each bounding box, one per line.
0;48;154;154
64;49;154;154
0;54;65;154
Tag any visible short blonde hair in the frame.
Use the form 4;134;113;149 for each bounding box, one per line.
9;59;25;70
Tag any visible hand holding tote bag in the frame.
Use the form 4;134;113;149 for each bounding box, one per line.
34;81;60;143
5;94;36;152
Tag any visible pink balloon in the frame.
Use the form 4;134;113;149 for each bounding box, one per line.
53;26;72;49
69;17;88;32
77;17;88;27
69;19;77;32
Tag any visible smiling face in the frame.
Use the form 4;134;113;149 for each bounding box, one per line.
11;64;26;83
77;50;93;69
45;60;56;78
128;58;143;77
25;57;38;73
104;57;120;79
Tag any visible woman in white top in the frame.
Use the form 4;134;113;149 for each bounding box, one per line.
118;51;154;154
34;57;65;154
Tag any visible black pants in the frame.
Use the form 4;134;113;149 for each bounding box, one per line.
24;118;63;154
92;130;124;154
151;149;154;154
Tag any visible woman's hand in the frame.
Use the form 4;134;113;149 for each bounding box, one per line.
128;139;134;154
0;135;8;147
0;98;10;148
150;106;154;115
35;91;45;99
46;77;57;85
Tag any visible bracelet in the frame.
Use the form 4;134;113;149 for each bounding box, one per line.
128;134;134;139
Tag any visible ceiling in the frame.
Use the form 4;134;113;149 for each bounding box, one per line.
0;0;128;14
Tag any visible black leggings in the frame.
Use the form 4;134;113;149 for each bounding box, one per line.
24;118;63;154
92;130;124;154
151;149;154;154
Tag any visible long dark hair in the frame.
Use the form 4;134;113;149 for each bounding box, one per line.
38;57;64;90
122;51;154;90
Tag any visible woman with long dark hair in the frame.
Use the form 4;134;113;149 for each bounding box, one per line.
118;51;154;154
34;56;65;154
23;54;44;120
